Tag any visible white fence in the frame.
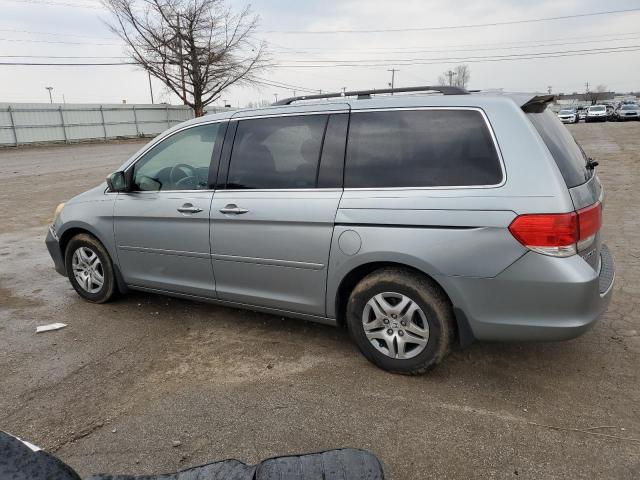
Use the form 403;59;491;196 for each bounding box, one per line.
0;103;195;147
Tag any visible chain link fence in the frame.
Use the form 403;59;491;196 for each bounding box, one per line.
0;103;197;147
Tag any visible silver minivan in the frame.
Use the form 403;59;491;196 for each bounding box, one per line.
46;87;614;374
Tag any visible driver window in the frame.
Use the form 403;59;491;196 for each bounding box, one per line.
132;123;220;191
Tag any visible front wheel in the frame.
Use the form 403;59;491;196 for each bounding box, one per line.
65;233;116;303
346;268;454;375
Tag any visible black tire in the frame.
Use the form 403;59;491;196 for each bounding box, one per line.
64;233;116;303
346;267;454;375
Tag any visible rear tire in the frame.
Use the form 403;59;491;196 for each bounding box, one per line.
346;267;454;375
64;233;116;304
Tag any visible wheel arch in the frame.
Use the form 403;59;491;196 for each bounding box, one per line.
332;260;474;348
58;222;105;261
57;222;128;294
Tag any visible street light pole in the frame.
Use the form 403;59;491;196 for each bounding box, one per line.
45;86;53;103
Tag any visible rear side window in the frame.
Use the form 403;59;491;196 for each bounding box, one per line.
344;109;502;188
527;108;590;188
227;115;327;189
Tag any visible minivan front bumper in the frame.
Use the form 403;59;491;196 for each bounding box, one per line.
46;225;66;276
440;244;615;342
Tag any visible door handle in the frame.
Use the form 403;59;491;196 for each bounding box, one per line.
219;203;249;215
177;203;203;214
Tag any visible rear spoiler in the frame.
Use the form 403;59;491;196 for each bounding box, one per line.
521;94;556;113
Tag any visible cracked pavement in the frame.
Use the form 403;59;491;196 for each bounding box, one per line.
1;124;639;479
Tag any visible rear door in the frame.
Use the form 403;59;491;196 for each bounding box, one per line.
114;121;225;297
210;111;349;315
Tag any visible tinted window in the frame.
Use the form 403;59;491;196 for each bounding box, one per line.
133;124;219;191
344;109;502;188
527;108;590;188
317;114;348;188
227;115;327;189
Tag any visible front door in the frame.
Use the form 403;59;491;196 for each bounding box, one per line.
114;122;225;298
210;113;348;315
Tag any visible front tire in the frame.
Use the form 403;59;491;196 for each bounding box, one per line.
64;233;116;303
346;268;454;375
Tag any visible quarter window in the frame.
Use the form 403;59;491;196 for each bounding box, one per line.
133;123;220;191
227;115;328;189
344;109;502;188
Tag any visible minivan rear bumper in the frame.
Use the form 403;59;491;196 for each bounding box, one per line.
440;244;614;342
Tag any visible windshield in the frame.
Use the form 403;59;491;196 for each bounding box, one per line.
622;104;638;110
589;106;606;111
559;110;574;114
527;108;590;188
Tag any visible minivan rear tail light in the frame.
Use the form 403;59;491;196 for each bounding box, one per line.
508;202;602;257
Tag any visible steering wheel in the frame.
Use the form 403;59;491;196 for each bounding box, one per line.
170;163;198;189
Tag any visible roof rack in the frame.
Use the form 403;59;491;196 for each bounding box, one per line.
272;85;469;106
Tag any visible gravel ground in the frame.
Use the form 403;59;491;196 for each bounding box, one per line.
1;124;639;479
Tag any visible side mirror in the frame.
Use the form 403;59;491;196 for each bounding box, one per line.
106;171;127;192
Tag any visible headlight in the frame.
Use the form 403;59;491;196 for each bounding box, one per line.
53;202;65;222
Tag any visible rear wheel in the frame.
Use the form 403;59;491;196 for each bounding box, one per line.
64;234;116;303
346;268;453;375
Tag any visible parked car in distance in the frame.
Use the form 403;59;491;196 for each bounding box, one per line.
45;87;615;375
586;105;607;122
557;108;579;124
577;107;587;121
615;103;640;121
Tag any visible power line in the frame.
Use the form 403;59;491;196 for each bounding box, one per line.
0;37;120;45
3;44;639;68
0;27;115;40
0;55;128;58
0;61;136;65
266;30;640;52
1;0;104;9
276;44;640;65
261;8;640;34
253;77;319;94
270;34;640;57
274;45;640;68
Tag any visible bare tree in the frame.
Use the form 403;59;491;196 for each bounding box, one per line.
437;65;470;89
246;99;271;108
586;84;609;105
453;64;470;89
102;0;269;116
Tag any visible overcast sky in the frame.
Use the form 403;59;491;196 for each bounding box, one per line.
1;0;639;106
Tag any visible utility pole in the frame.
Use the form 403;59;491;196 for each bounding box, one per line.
341;87;346;95
444;70;456;86
148;71;154;104
387;68;399;93
45;86;53;103
274;93;278;102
